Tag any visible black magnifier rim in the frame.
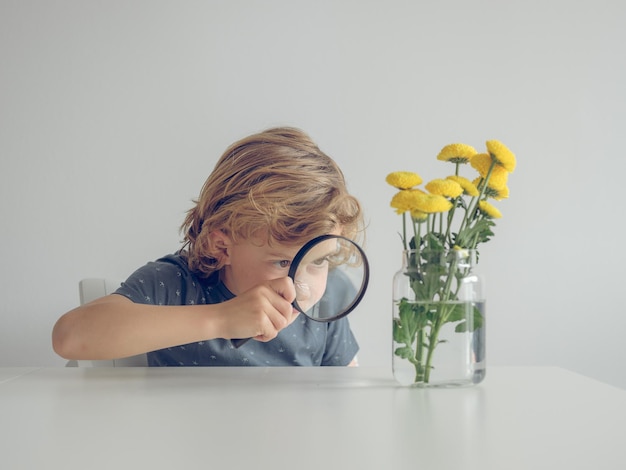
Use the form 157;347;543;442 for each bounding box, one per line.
287;234;369;322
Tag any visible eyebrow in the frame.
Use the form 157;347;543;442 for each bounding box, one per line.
302;247;336;263
266;250;295;260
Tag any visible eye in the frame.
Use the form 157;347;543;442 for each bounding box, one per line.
274;260;291;269
312;256;329;266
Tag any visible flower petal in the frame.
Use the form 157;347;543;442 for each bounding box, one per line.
486;140;516;173
436;143;477;164
390;189;426;214
386;171;423;189
478;200;502;219
425;178;464;198
413;193;453;214
446;175;479;197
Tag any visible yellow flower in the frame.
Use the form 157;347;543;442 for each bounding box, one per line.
412;193;453;214
472;178;509;199
436;143;477;164
470;153;492;175
486;140;516;173
488;185;510;200
446;175;479;197
425;178;464;198
478;200;502;219
390;189;426;214
410;210;429;222
471;154;509;190
385;171;423;190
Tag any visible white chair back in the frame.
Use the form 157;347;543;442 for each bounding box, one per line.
72;278;148;367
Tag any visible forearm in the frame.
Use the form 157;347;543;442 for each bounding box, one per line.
52;295;219;360
53;279;298;361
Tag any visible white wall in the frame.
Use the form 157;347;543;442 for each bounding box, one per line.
1;0;625;388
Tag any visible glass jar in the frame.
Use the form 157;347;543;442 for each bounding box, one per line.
392;248;486;387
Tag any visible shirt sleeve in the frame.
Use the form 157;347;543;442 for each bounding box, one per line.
114;256;205;306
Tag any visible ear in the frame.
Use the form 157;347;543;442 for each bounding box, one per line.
208;230;233;265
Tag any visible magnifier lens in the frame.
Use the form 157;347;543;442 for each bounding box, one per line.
289;235;369;322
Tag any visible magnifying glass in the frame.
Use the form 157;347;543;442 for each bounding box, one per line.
232;235;369;348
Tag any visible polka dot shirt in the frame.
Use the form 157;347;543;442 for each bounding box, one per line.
114;254;359;366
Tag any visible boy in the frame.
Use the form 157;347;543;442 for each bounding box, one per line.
52;127;363;366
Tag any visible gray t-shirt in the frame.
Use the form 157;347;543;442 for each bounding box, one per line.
114;254;359;366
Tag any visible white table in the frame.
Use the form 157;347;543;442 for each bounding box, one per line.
0;366;625;470
0;367;38;384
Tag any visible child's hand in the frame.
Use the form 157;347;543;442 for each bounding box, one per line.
215;277;298;342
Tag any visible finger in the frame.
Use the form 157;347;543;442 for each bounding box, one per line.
251;304;299;343
267;277;296;304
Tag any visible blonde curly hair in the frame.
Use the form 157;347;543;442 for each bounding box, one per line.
180;127;364;277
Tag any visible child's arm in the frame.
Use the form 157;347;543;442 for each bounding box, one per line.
52;278;297;361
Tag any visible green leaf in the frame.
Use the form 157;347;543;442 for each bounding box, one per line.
393;318;410;345
394;346;414;360
455;218;495;248
443;302;472;323
397;300;422;340
424;305;439;323
453;306;484;332
422;233;445;253
413;259;447;300
394;299;428;347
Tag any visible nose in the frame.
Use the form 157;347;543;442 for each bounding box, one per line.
294;279;311;302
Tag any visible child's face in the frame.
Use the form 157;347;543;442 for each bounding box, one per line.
220;235;304;296
220;234;340;316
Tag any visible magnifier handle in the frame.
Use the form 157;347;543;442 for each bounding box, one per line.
231;338;251;348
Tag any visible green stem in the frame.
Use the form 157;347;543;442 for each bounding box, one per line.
440;254;459;302
423;302;456;383
457;160;497;241
414;327;426;382
423;320;439;383
422;255;462;384
401;212;407;250
415;220;422;262
444;198;458;246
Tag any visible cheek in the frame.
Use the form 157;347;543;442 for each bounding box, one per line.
308;273;328;300
233;264;281;291
224;258;265;294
